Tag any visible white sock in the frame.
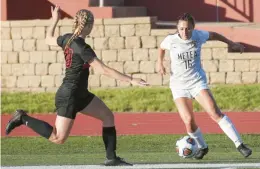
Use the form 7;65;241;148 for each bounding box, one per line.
218;115;243;148
188;128;207;149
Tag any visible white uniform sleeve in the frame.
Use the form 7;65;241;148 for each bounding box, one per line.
196;30;209;44
160;35;172;50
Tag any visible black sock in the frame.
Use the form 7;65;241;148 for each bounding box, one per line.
22;115;53;139
102;126;117;159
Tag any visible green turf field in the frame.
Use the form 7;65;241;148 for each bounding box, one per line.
2;84;260;114
1;134;260;166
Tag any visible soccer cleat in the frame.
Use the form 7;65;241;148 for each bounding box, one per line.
5;109;27;135
104;156;133;166
237;143;252;158
194;147;208;159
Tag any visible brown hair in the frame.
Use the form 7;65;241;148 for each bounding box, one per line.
65;9;94;49
177;13;195;28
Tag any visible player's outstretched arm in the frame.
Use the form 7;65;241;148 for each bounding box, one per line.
45;5;60;46
90;58;149;86
209;32;245;53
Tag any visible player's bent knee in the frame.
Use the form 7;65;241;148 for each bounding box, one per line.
55;138;67;144
49;129;68;144
50;136;67;144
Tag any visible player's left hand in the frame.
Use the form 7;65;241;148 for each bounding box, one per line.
230;42;245;53
51;5;60;22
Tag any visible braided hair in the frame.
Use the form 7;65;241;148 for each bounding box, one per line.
65;9;94;50
177;13;195;28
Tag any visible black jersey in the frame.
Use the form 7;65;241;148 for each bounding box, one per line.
57;33;96;88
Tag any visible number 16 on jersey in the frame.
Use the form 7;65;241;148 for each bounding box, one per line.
185;60;192;69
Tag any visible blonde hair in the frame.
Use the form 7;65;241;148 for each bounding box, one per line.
65;9;94;49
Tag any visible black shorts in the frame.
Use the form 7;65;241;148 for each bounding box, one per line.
55;83;95;119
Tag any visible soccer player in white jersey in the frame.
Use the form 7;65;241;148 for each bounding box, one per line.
158;13;252;159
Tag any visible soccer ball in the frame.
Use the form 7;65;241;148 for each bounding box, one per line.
176;136;198;158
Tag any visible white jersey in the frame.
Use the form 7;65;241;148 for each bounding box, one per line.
160;29;209;89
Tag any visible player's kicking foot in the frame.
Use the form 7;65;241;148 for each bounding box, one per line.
237;143;252;158
5;109;27;135
104;156;133;166
194;147;208;159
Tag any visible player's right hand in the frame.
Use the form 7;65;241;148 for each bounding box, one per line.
158;64;166;75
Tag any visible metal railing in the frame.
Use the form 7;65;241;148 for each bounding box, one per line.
99;0;104;7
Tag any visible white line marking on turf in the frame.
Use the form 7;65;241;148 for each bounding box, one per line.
2;163;260;169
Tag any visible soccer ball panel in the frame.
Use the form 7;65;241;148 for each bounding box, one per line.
183;148;193;156
176;136;198;158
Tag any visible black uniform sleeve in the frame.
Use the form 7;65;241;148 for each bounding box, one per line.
57;34;72;48
81;46;97;63
57;35;65;47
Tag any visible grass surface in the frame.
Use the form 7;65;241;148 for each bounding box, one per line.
1;134;260;166
1;84;260;114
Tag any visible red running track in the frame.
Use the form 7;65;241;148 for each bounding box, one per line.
1;112;260;137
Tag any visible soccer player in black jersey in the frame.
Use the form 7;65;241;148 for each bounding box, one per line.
5;6;148;166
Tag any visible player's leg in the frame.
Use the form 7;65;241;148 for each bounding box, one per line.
174;97;197;132
5;110;74;144
6;109;54;139
6;83;76;144
47;83;77;144
194;89;252;157
49;106;75;144
172;89;208;159
79;95;132;166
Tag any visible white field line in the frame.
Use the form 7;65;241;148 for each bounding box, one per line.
2;163;260;169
